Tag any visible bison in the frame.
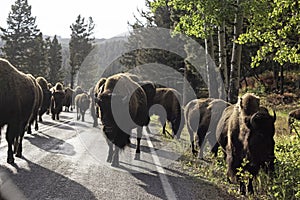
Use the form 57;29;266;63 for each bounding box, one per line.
216;93;276;195
50;82;65;120
63;87;74;112
184;98;231;159
150;87;184;138
26;74;43;135
36;76;51;122
75;93;91;122
288;108;300;134
89;86;99;127
0;58;36;163
95;73;150;166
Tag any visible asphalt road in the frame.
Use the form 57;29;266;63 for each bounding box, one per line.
0;110;234;200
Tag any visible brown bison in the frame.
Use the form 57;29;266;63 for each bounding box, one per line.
216;93;276;195
150;87;184;138
36;76;51;122
0;58;36;163
95;73;149;166
75;93;91;122
94;78;107;119
184;98;231;159
50;82;65;120
63;87;74;112
288;108;300;134
26;74;43;135
89;86;98;127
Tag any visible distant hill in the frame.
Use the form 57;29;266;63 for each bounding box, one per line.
0;35;129;90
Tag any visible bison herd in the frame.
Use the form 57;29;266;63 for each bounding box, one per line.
0;58;298;196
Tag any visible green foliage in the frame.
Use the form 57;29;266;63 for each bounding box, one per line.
69;15;95;88
238;0;300;67
179;121;300;199
48;35;63;85
0;0;46;76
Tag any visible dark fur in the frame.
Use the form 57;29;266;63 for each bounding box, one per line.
94;78;107;119
288;108;300;133
75;93;91;122
185;98;231;159
151;87;184;138
95;73;149;166
36;76;51;122
216;93;276;195
89;86;98;127
63;87;74;112
50;82;65;120
26;74;43;135
0;58;36;163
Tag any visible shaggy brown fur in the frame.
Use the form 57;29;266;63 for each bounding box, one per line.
36;76;51;121
75;93;91;122
50;82;65;120
185;98;231;159
63;87;74;112
0;58;36;163
151;87;184;138
288;108;300;134
217;93;276;195
95;73;149;166
89;86;98;127
26;74;43;135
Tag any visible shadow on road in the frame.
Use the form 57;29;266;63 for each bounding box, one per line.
25;133;76;156
115;163;235;200
0;158;97;200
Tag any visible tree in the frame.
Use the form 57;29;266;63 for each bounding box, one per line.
48;35;63;84
0;0;41;73
69;15;95;89
238;0;300;94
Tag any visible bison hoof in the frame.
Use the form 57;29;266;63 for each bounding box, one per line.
106;156;113;163
15;153;22;158
134;153;140;160
7;157;14;164
111;161;119;167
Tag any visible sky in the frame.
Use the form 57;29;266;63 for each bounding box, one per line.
0;0;148;39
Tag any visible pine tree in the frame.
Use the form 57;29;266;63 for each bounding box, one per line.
69;15;95;89
0;0;41;73
48;35;63;85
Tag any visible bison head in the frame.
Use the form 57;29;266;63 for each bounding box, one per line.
246;108;276;173
95;92;130;148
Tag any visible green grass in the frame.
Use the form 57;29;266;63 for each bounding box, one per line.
150;104;300;199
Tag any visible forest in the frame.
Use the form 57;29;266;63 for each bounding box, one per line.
0;0;299;199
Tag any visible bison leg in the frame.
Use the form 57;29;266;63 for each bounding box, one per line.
187;125;198;156
247;178;254;195
27;125;32;134
239;181;246;195
77;108;80;120
56;113;60;120
106;141;113;163
111;147;120;167
81;111;85;122
135;127;142;160
6;125;19;164
93;118;98;127
197;128;206;160
39;114;43;122
34;119;38;131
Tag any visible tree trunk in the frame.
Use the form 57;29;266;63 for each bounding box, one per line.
228;0;244;104
218;21;227;100
280;64;284;95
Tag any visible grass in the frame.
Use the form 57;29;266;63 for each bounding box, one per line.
150;95;300;199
